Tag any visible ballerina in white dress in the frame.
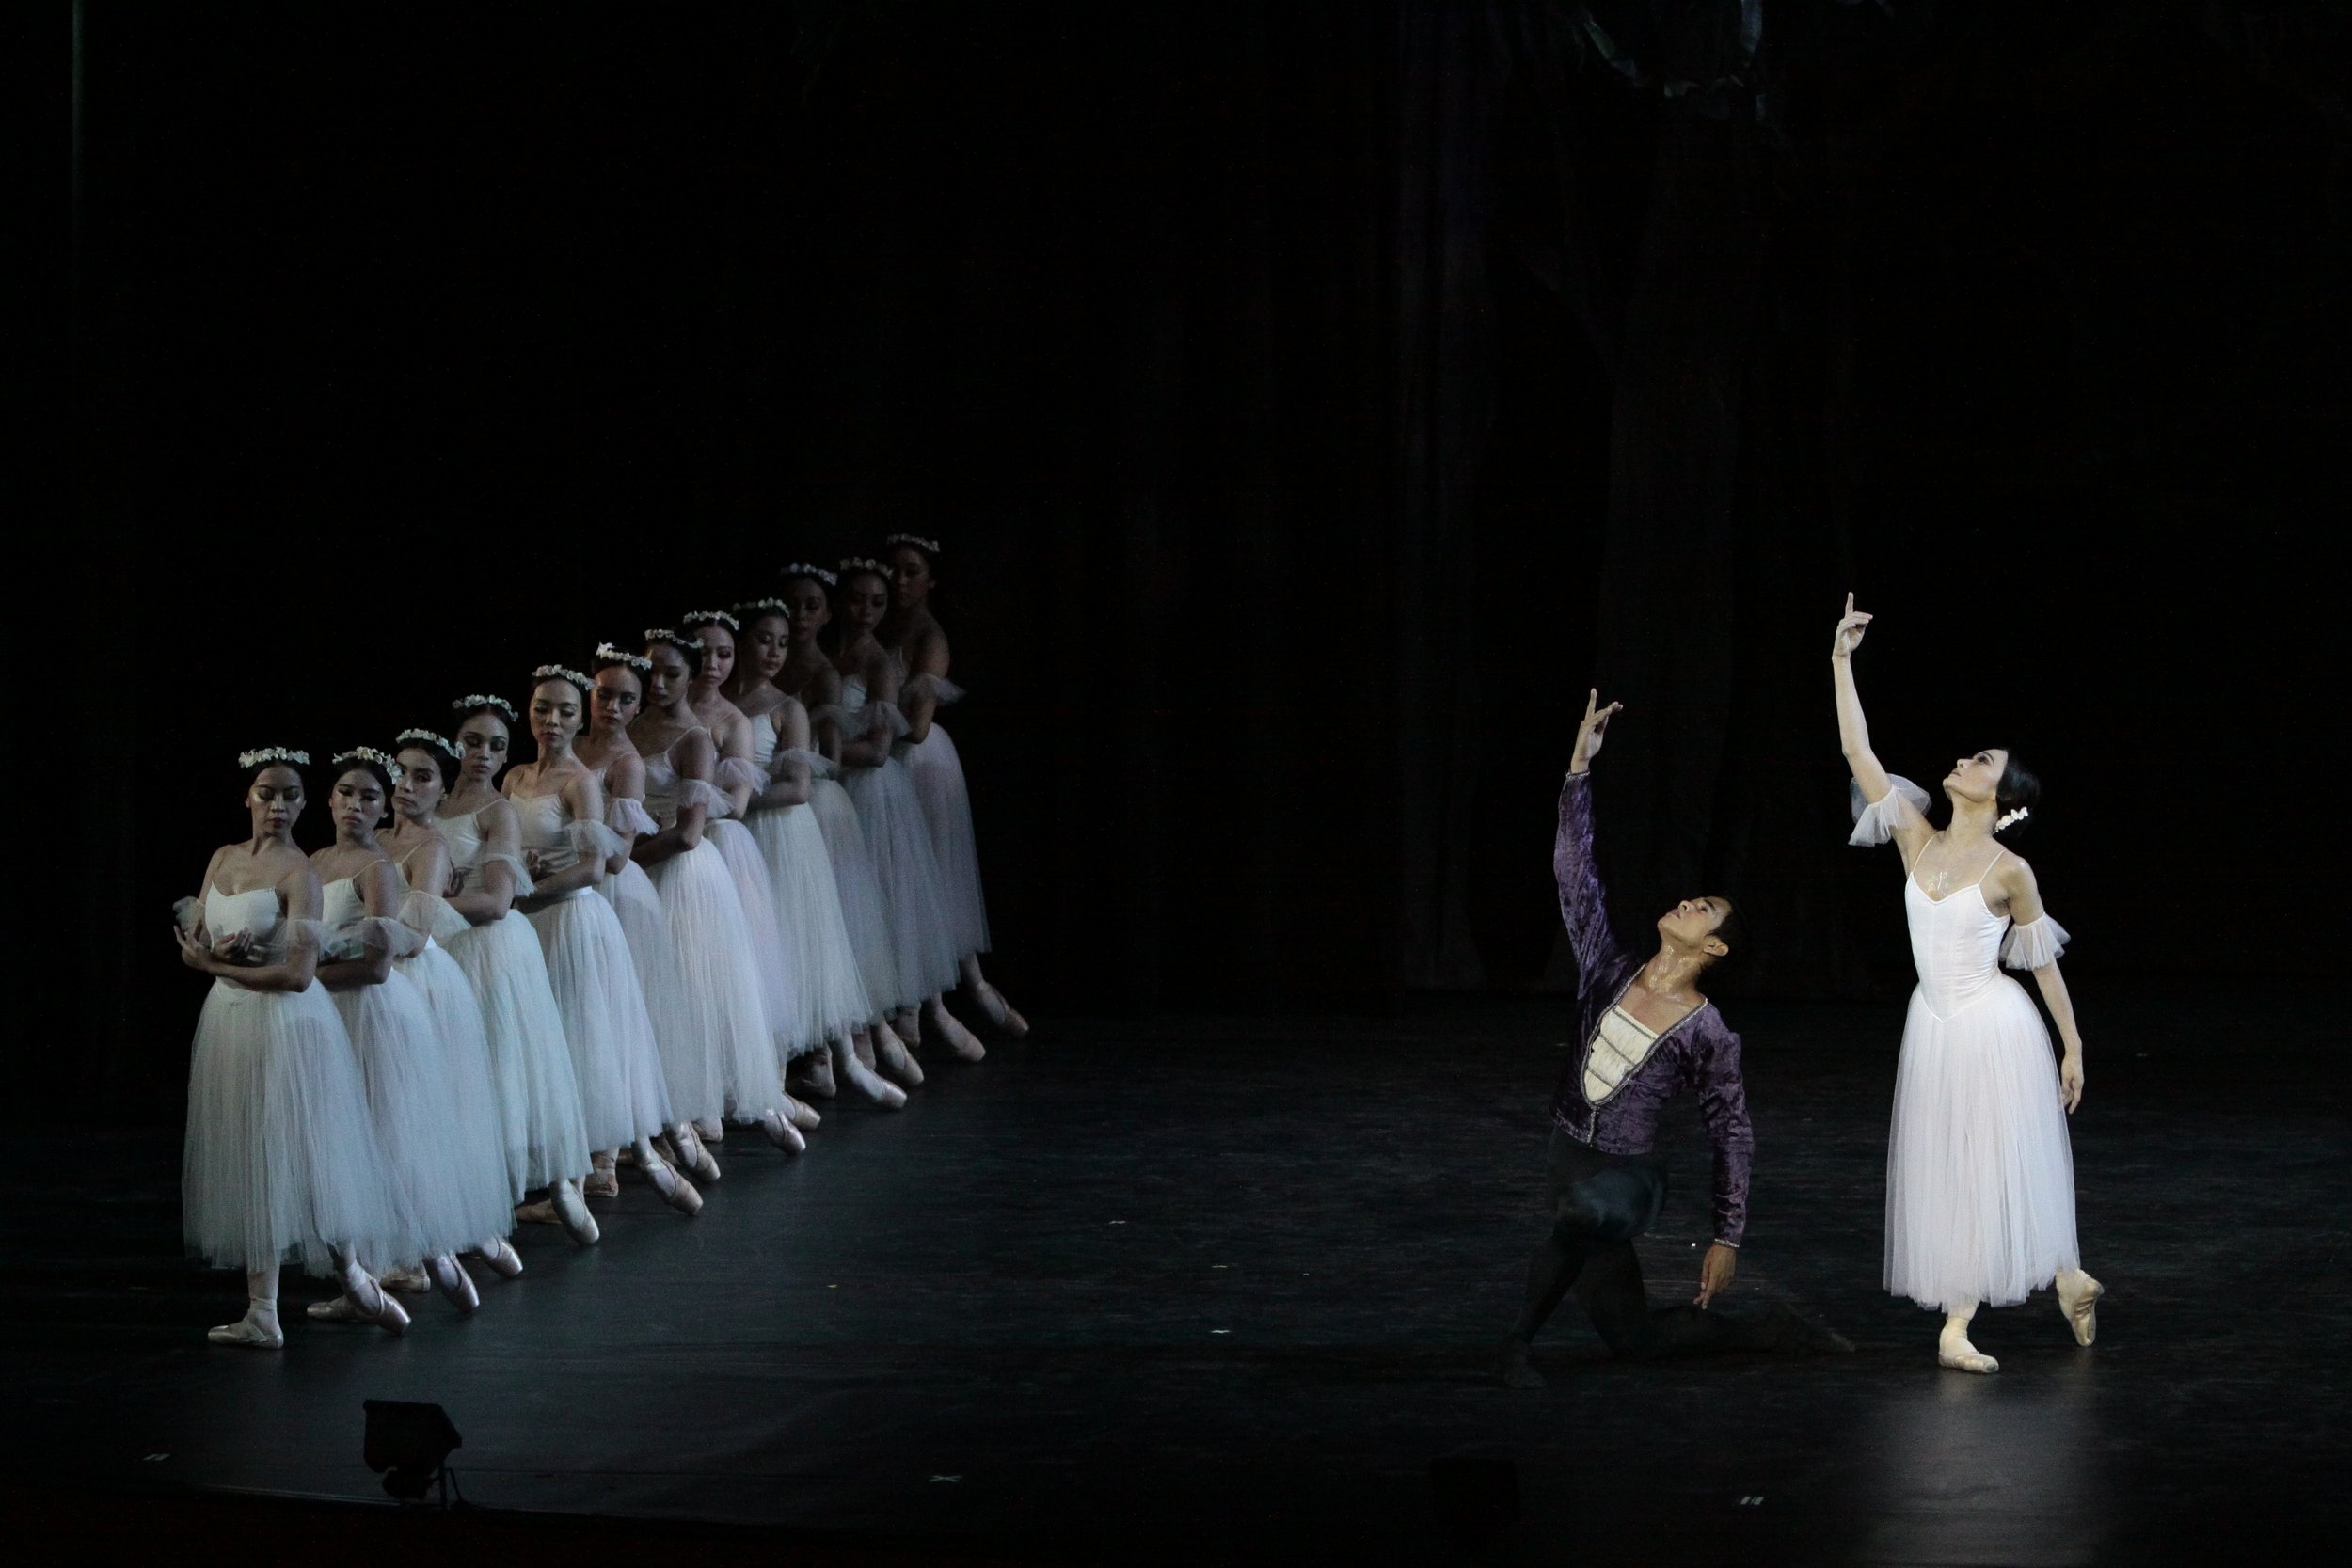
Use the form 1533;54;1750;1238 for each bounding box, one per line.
724;597;904;1108
176;750;411;1346
506;668;703;1218
880;533;1031;1037
630;631;805;1155
380;730;528;1282
579;645;724;1188
310;749;516;1318
433;697;597;1243
1834;594;2104;1373
781;564;926;1089
833;559;985;1064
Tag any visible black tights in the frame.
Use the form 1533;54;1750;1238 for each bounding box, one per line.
1510;1132;1778;1359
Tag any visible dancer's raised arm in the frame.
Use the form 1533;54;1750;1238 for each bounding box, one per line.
1833;594;1930;858
1555;689;1629;982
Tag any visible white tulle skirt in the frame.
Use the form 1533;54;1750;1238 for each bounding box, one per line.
526;889;674;1152
843;756;961;1004
392;941;514;1243
602;858;690;1128
645;839;782;1121
331;969;516;1264
904;722;991;961
183;978;413;1276
749;800;872;1053
809;776;907;1017
442;911;592;1195
1884;976;2081;1309
709;818;803;1063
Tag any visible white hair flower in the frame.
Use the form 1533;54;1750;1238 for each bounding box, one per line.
452;694;518;722
1995;806;2031;832
883;532;942;556
532;664;594;692
329;746;400;773
593;642;653;673
236;746;309;769
679;609;740;632
782;562;837;587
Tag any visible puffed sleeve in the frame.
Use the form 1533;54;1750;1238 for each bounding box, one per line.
564;819;628;864
771;745;835;779
1694;1019;1754;1248
396;889;470;944
901;673;965;706
2001;914;2070;970
714;756;764;796
1849;775;1931;847
676;779;734;821
606;796;659;838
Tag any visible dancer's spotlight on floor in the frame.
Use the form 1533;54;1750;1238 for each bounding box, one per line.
362;1400;462;1504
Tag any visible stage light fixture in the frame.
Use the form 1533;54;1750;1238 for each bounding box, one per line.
362;1399;463;1505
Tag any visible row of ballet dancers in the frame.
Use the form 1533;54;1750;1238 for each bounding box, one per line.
175;542;1028;1347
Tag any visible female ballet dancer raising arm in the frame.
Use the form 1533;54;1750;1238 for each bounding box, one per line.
1833;594;2102;1373
309;749;512;1320
834;559;984;1063
433;697;598;1242
629;632;805;1155
506;668;703;1217
879;534;1029;1037
682;609;823;1134
726;597;905;1108
779;564;926;1089
578;645;726;1187
176;751;410;1345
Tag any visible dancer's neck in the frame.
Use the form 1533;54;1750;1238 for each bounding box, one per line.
1943;796;1998;847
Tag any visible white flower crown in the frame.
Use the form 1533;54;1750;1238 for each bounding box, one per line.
237;746;309;769
837;555;895;579
680;608;740;632
593;642;654;673
644;627;702;655
732;596;794;621
1995;806;2031;832
392;728;454;753
330;746;400;773
453;694;518;721
782;562;837;587
532;664;594;692
883;532;941;556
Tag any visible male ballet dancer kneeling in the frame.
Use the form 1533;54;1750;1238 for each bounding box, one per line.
1501;691;1848;1387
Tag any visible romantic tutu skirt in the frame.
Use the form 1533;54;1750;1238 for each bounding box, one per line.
709;818;805;1065
526;888;674;1152
1883;975;2080;1309
183;978;412;1276
443;911;592;1195
843;756;961;1004
645;838;783;1122
392;935;515;1243
602;857;695;1127
749;800;872;1053
332;967;516;1263
904;721;991;961
809;776;908;1017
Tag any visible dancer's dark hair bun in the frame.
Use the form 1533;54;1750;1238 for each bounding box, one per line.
1994;751;2041;836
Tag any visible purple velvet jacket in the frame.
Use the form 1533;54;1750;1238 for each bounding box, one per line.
1547;772;1754;1247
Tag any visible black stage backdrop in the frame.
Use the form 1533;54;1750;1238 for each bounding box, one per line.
52;2;2344;1113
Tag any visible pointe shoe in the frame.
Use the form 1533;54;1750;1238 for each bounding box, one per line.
515;1198;561;1226
582;1166;621;1199
2058;1272;2104;1347
971;982;1030;1039
929;1006;986;1062
892;1009;922;1046
693;1116;725;1144
782;1093;822;1132
427;1255;480;1313
208;1307;284;1349
852;1034;878;1070
380;1264;431;1294
305;1294;368;1323
671;1125;723;1184
1937;1334;1998;1374
643;1157;704;1216
874;1027;925;1088
797;1051;837;1099
835;1047;908;1110
757;1110;807;1155
342;1268;410;1336
551;1181;601;1246
476;1239;525;1280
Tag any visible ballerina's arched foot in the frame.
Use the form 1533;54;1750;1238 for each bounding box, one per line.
476;1238;524;1280
583;1159;621;1199
873;1022;925;1088
669;1124;723;1184
926;1002;986;1062
834;1043;908;1109
693;1116;726;1146
2057;1271;2103;1346
551;1180;601;1245
971;981;1029;1039
756;1110;807;1155
379;1264;431;1294
340;1264;411;1336
1936;1334;1998;1374
643;1156;704;1215
852;1032;878;1070
208;1303;284;1349
782;1093;822;1132
795;1050;837;1099
426;1254;480;1313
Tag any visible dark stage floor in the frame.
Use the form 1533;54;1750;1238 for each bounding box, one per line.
5;990;2346;1564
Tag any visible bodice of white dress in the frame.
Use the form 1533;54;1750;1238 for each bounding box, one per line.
204;885;280;945
1902;879;2014;1019
641;748;733;832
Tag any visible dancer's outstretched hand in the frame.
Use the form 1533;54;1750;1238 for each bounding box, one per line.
1570;689;1624;775
1696;1242;1738;1307
2059;1052;2084;1114
1831;592;1872;658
